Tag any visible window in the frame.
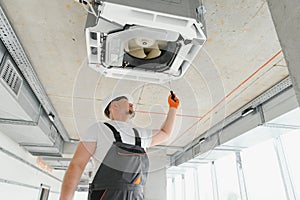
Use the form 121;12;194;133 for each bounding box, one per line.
174;174;184;200
241;140;287;200
167;109;300;199
215;153;241;200
281;130;300;198
183;166;197;200
197;163;214;200
167;162;214;200
167;177;175;200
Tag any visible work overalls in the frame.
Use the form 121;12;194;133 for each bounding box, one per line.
88;122;149;200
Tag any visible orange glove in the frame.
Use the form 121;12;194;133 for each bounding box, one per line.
168;91;180;109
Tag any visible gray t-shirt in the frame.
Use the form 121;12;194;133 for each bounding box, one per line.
80;120;152;180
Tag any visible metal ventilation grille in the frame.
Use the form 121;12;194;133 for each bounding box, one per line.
192;143;201;157
49;125;58;143
0;59;22;96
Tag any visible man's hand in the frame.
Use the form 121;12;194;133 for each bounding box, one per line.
168;91;180;109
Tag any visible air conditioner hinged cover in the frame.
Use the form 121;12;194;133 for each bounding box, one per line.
85;0;206;83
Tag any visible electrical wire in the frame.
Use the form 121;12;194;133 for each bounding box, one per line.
169;80;172;91
80;0;98;17
86;1;98;17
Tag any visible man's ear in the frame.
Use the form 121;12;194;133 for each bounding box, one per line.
110;101;119;110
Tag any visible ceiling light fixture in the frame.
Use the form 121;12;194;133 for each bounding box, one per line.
199;137;206;144
48;113;55;122
241;107;255;117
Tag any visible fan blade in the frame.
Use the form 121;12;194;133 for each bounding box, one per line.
128;48;147;58
125;38;166;59
146;42;161;59
146;49;161;59
126;39;147;58
128;39;140;49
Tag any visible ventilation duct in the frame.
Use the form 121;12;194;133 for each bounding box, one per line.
0;41;63;157
85;0;206;83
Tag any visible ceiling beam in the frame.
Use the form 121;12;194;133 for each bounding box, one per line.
266;0;300;105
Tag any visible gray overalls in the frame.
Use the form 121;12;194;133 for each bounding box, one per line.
88;122;149;200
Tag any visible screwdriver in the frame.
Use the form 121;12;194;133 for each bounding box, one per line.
170;90;177;102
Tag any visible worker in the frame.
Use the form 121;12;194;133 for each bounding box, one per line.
59;91;180;200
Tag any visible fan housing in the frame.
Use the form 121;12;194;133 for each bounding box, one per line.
85;0;206;83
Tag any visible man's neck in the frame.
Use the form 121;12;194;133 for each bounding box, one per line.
111;115;129;122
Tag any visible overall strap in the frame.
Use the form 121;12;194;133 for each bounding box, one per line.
132;128;141;146
104;122;122;143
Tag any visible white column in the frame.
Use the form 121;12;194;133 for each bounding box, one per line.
266;0;300;105
144;150;169;200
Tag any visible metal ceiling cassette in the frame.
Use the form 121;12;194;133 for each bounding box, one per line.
85;0;206;83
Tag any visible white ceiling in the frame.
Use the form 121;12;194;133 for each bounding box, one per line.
0;0;289;147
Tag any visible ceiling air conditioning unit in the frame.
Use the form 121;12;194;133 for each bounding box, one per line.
85;0;206;83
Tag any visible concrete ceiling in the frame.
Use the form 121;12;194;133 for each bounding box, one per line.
0;0;289;148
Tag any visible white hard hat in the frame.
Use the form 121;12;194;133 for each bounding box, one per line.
102;93;133;118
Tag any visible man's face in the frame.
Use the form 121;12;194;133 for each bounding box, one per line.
116;98;135;119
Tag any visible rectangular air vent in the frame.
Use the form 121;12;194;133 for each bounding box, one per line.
192;143;201;157
0;58;22;96
49;125;58;143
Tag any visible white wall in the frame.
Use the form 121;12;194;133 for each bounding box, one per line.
0;130;63;200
